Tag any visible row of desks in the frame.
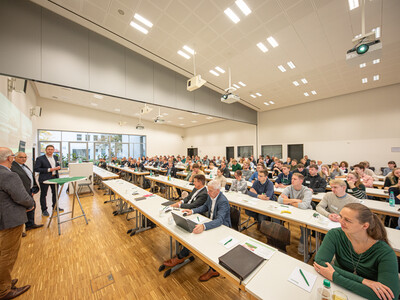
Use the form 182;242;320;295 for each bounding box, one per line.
100;178;365;300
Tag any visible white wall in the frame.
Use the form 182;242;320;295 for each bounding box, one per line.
36;97;185;157
183;120;257;158
258;83;400;170
0;76;38;168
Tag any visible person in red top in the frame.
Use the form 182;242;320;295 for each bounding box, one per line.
353;164;374;188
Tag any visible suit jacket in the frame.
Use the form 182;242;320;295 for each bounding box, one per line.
220;166;231;178
181;187;208;209
192;192;231;230
11;161;39;194
0;166;34;230
34;155;60;183
165;166;177;178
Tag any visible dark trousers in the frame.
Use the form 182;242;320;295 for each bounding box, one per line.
39;182;57;212
26;200;36;227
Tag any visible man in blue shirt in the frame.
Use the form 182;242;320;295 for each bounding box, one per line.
245;169;275;229
274;165;293;188
248;163;264;183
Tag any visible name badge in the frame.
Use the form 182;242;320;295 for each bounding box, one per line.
331;205;338;211
305;181;310;184
347;189;352;192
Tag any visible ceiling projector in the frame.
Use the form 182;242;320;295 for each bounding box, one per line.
221;93;240;104
187;75;206;92
346;31;381;65
136;122;144;130
140;105;152;114
154;115;165;124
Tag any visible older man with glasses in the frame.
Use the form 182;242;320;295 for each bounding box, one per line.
11;152;43;233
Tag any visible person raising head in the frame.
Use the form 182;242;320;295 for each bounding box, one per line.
314;203;399;300
345;171;366;199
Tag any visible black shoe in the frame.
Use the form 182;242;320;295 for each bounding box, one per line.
0;285;30;300
26;224;44;231
22;232;27;238
42;210;49;217
53;207;64;212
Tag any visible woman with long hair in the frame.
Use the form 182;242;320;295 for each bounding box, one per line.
384;167;400;190
319;164;334;183
314;203;399;300
345;171;366;199
330;162;345;178
339;161;349;174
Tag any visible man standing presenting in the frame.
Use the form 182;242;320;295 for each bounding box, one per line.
34;145;62;217
11;152;43;232
0;147;34;299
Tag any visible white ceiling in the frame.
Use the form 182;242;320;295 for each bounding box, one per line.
33;81;223;128
31;0;400;112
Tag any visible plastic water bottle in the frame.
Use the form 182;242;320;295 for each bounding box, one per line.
389;191;395;207
317;279;331;300
210;173;213;179
168;174;171;181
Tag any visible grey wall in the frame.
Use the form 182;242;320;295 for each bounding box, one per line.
0;0;257;125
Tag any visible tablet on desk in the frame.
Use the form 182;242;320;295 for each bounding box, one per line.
171;212;197;233
134;196;147;201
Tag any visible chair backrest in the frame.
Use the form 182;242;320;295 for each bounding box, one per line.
259;221;290;253
310;200;317;210
230;207;241;231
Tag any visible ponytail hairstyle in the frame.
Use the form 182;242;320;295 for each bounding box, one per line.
344;203;389;245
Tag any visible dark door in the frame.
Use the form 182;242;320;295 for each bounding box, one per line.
287;144;303;161
226;146;234;160
187;148;198;157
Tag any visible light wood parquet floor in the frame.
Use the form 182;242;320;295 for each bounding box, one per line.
13;183;312;300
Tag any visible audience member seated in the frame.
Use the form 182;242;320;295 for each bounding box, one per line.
231;159;242;172
219;161;231;178
383;161;397;176
170;175;208;209
208;161;218;178
271;160;283;177
345;171;366;199
306;159;317;169
278;173;312;254
188;163;204;183
249;163;263;183
285;157;291;165
316;179;359;221
361;161;379;180
339;161;349;174
353;164;374;188
319;164;335;183
246;169;275;229
274;165;293;188
214;168;227;189
98;158;107;169
384;167;399;190
163;180;231;282
290;159;298;171
303;164;327;193
314;203;400;300
293;163;308;177
230;170;247;194
241;162;253;181
165;161;177;178
316;160;323;171
330;162;345;178
120;157;128;166
304;155;311;167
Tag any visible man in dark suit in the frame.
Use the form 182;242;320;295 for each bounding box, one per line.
34;145;62;217
163;180;231;281
0;147;34;299
219;161;231;178
11;152;43;232
165;160;177;178
170;174;208;209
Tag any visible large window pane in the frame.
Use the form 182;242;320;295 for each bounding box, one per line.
261;145;282;159
61;142;69;168
130;135;146;143
237;146;253;158
62;131;87;142
87;143;94;161
69;142;87;161
112;143;128;158
39;130;61;141
95;143;109;160
110;134;122;142
39;142;61;157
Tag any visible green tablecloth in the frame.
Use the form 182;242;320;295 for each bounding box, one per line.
46;176;86;185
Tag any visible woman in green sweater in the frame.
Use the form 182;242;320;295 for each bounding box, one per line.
313;203;399;300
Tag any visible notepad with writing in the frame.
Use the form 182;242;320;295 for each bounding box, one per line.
288;267;317;292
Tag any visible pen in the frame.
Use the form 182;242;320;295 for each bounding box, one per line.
197;216;200;222
299;269;309;286
224;238;233;245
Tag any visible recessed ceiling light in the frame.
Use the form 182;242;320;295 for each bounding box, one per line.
191;120;198;123
238;81;246;87
372;27;381;38
267;36;279;48
233;84;240;89
257;42;268;53
206;116;213;120
287;61;296;69
373;59;380;64
362;78;368;83
269;101;275;104
263;102;270;106
348;0;359;10
311;90;317;95
118;9;125;15
129;21;148;34
304;92;309;96
215;66;225;73
178;117;184;120
179;124;185;126
209;70;219;76
167;120;172;123
359;63;366;68
278;65;286;72
191;113;199;115
91;102;98;106
93;94;103;99
133;13;153;28
373;75;379;81
163;113;168;116
301;78;308;84
256;93;262;96
183;45;195;55
114;108;120;112
250;94;256;98
235;0;251;16
293;81;299;86
224;8;240;23
177;50;190;59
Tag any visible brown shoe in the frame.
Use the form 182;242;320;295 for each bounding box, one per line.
163;256;185;267
0;285;30;300
11;279;17;289
199;269;220;282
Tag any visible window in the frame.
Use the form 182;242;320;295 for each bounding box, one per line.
261;145;282;159
237;146;253;158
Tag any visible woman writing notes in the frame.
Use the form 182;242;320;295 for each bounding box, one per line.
314;203;399;300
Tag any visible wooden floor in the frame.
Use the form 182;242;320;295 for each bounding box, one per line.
14;183;311;300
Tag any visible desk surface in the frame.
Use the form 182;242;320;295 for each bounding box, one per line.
93;166;119;180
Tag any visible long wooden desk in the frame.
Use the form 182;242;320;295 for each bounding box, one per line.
106;164;149;187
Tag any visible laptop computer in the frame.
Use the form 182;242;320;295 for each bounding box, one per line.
171;212;197;233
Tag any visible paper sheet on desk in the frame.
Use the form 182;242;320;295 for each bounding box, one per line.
190;215;208;224
240;197;259;206
288;267;316;293
219;236;239;249
241;238;276;260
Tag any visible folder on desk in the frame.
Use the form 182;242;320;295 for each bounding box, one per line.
134;196;147;201
218;245;265;282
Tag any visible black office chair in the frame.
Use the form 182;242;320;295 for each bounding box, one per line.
230;206;241;231
259;221;290;253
